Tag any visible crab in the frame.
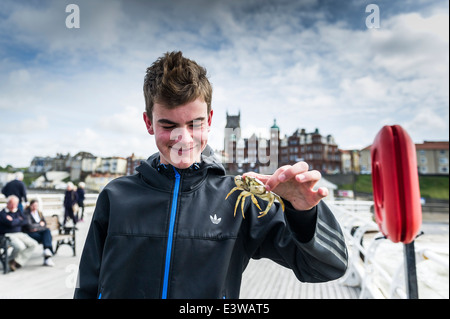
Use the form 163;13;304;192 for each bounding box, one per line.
225;175;285;218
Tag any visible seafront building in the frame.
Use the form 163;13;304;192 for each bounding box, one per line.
359;141;449;175
224;112;341;175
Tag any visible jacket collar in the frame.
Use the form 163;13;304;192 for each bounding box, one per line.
135;145;225;191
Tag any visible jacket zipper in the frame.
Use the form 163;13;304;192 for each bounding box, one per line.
161;167;181;299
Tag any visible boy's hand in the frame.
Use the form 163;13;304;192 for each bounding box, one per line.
244;162;328;211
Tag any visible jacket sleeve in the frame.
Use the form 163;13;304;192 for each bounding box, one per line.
73;190;110;299
0;211;26;228
21;210;33;232
0;210;9;226
244;200;348;283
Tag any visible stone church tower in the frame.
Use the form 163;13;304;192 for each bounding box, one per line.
224;111;241;171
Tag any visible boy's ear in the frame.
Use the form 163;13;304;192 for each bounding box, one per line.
207;109;213;127
143;112;154;135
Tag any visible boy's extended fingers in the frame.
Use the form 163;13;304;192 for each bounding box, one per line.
264;165;291;191
277;162;309;183
294;169;322;184
243;172;269;183
246;162;321;192
317;187;329;198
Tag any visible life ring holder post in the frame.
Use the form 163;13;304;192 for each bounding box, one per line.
371;125;422;299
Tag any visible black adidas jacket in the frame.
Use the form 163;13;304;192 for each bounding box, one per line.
74;146;347;299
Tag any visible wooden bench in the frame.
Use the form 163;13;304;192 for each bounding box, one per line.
0;216;76;274
44;215;77;257
0;235;12;274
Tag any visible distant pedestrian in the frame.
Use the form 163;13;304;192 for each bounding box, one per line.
63;182;78;226
76;182;86;221
1;172;27;212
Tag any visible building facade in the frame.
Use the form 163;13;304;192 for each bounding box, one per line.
358;141;449;175
126;153;147;175
416;141;449;175
223;114;341;175
279;128;340;173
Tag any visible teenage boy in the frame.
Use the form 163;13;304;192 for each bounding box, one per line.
74;51;347;299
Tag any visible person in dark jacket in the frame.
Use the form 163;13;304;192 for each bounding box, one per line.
63;182;78;225
76;182;86;221
1;172;27;212
74;51;348;299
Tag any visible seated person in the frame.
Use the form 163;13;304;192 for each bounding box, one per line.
0;195;38;271
23;199;55;267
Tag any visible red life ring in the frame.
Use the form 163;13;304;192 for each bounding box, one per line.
371;125;422;243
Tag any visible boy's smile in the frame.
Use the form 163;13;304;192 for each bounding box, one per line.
143;98;213;169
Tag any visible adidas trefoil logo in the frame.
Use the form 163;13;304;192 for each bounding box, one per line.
210;214;222;225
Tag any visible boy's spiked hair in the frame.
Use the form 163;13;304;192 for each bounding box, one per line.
143;51;212;120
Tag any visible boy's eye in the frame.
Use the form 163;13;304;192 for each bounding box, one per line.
162;125;176;130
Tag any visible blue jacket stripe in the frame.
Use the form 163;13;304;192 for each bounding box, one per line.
161;168;180;299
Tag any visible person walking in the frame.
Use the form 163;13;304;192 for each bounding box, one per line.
1;172;28;212
63;182;78;226
76;182;86;221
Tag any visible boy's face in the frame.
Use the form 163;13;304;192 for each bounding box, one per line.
143;98;213;169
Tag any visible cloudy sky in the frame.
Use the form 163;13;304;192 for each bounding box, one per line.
0;0;448;168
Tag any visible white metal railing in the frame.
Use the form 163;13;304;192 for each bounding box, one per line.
0;193;98;217
329;199;375;214
328;200;449;299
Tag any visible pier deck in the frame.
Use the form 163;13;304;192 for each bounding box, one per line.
0;206;360;299
1;201;447;299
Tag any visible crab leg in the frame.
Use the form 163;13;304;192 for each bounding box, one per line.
239;193;255;219
225;187;239;200
238;193;263;218
250;195;262;211
274;194;285;212
234;191;248;217
241;193;248;219
258;195;274;218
